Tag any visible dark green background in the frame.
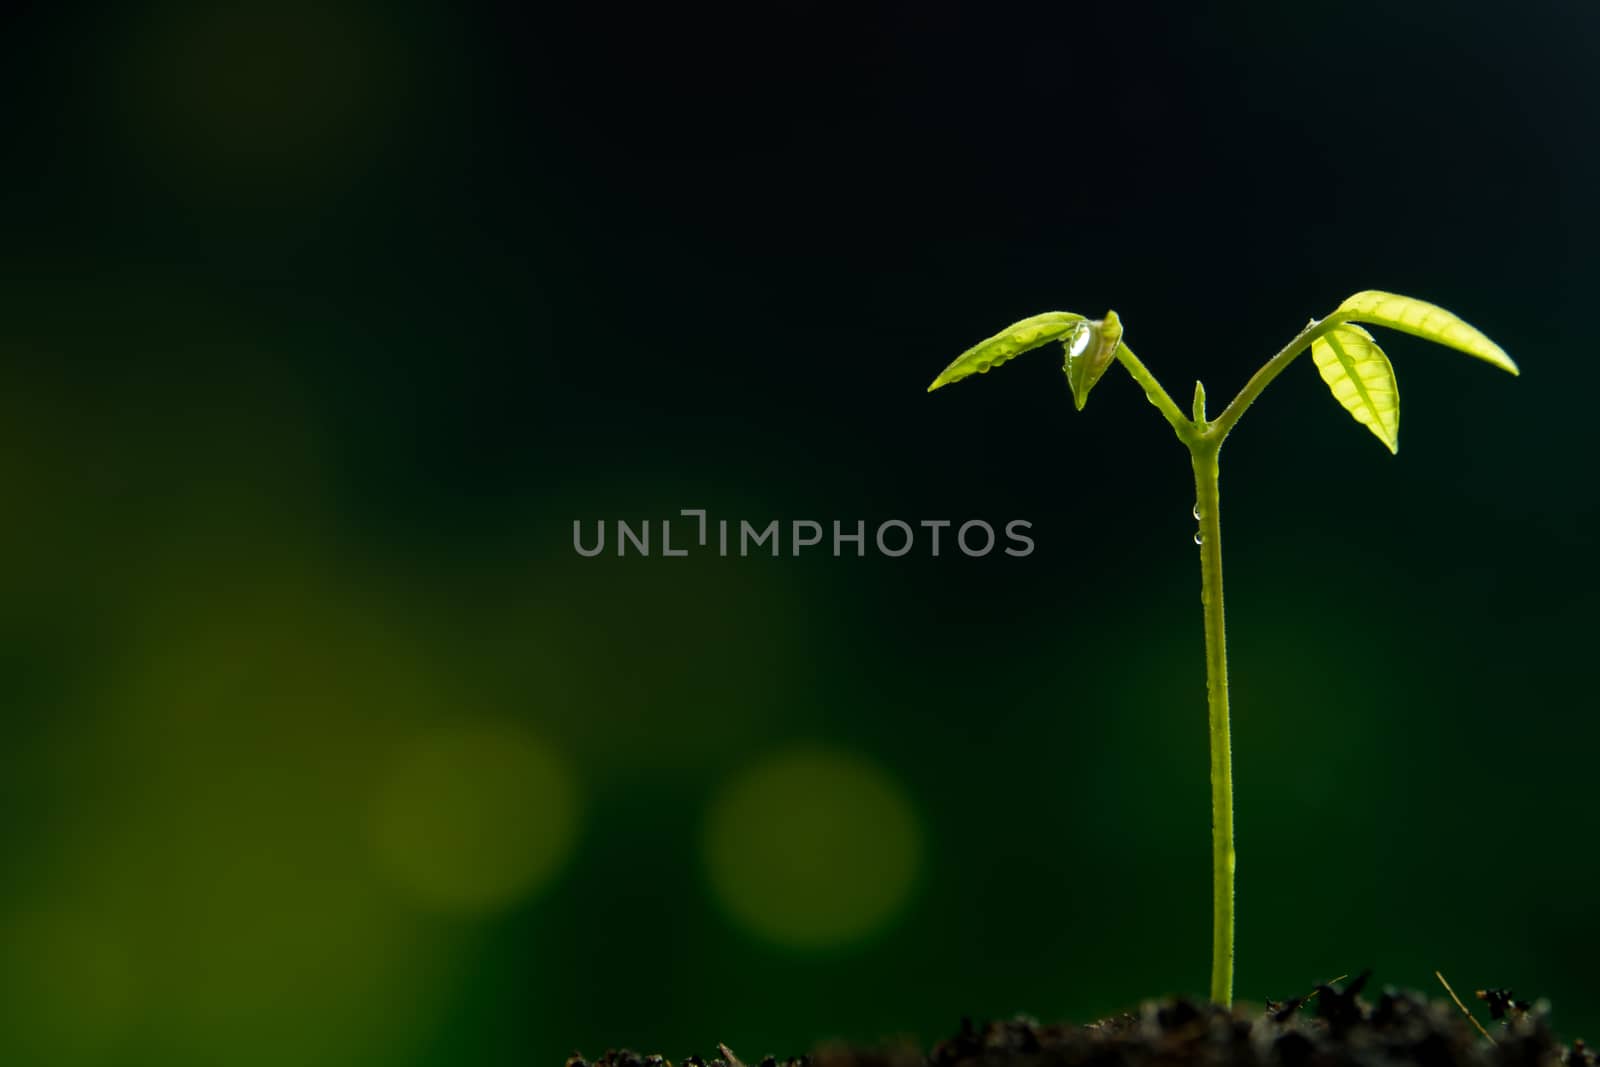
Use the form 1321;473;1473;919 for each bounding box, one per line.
1;3;1595;1065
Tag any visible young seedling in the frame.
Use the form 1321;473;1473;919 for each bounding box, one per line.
925;291;1519;1008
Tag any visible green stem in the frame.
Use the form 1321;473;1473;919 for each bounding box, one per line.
1191;443;1234;1007
1119;309;1355;1007
1114;340;1191;440
1212;313;1354;442
1113;349;1234;1004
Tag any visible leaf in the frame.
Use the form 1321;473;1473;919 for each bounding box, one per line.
1063;311;1124;411
926;312;1083;392
1311;325;1400;454
1336;291;1518;375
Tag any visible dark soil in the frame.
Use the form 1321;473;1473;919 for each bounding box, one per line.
571;974;1590;1067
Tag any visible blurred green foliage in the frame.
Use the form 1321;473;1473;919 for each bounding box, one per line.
0;3;1596;1066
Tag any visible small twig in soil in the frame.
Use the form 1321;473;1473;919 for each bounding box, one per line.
1304;974;1349;1005
1437;969;1496;1044
1269;974;1351;1022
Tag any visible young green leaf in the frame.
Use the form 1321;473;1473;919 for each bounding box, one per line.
1063;311;1123;411
1336;291;1518;375
1311;324;1400;454
926;312;1084;392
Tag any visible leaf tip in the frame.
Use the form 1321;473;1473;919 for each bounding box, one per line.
1481;347;1519;376
1481;340;1519;376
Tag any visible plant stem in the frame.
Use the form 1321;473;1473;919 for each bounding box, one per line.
1191;441;1234;1007
1115;347;1234;1004
1121;309;1361;1007
1114;341;1190;438
1211;313;1353;441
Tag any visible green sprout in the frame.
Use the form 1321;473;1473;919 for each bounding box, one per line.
926;291;1519;1008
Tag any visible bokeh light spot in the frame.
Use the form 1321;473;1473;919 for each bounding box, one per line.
703;747;921;949
369;721;580;915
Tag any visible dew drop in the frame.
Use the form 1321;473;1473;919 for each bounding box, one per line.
1192;503;1202;520
1193;530;1204;545
1068;323;1093;358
